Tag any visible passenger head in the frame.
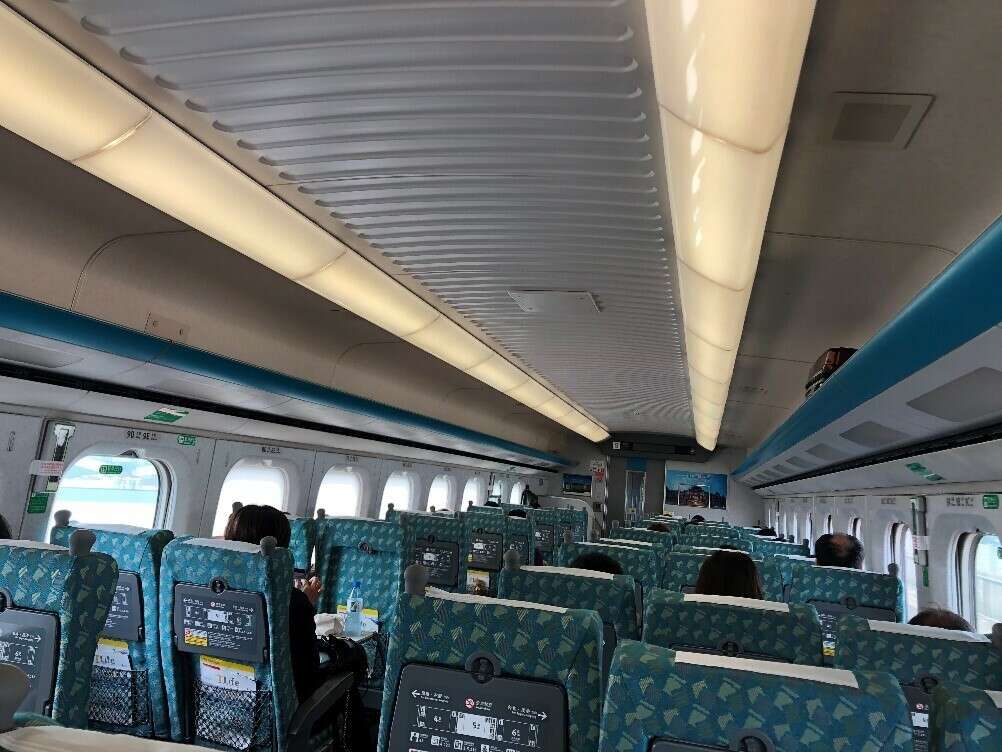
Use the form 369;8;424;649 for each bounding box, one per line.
224;504;291;548
648;522;670;533
694;550;763;599
814;533;864;569
569;552;623;575
690;515;705;524
756;527;777;537
908;608;973;631
0;513;11;539
506;508;527;518
484;500;500;508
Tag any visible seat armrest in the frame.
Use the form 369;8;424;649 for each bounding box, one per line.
287;671;355;752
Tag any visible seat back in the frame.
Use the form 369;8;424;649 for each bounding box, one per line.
556;507;589;543
0;537;117;729
158;537;296;751
761;553;817;601
677;531;753;552
607;527;675;550
752;537;811;558
557;541;659;593
930;684;1002;752
600;640;913;752
643;590;823;665
286;517;315;574
527;508;563;564
378;578;604;752
504;515;536;567
789;564;903;663
396;511;463;591
836;616;1002;749
460;511;506;595
498;561;638;681
50;520;173;737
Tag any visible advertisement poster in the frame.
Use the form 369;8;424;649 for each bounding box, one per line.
562;473;593;495
665;470;727;510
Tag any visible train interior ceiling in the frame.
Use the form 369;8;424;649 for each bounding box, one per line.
0;0;1002;749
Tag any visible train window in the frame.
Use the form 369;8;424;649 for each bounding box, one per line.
766;508;773;527
489;478;503;503
972;533;1002;632
462;476;486;507
850;517;864;542
47;454;165;538
380;471;416;518
316;467;362;518
825;514;834;534
791;513;799;543
509;481;526;505
427;474;454;511
211;459;288;536
805;514;813;548
888;523;918;619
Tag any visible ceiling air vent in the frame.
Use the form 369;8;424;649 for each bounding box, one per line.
786;456;813;470
839;421;911;449
823;92;933;150
773;464;793;475
0;338;82;369
508;290;599;316
907;367;1002;422
806;443;848;462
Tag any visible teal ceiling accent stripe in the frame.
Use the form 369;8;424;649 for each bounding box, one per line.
0;292;569;465
736;214;1002;476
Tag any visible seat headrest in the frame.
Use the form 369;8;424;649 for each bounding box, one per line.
521;565;615;581
674;651;859;688
0;539;66;552
682;594;790;613
866;620;991;643
599;538;654;546
988;689;1002;710
184;538;262;554
425;587;568;613
79;524;150;535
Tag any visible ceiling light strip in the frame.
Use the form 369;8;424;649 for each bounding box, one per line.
645;0;816;450
0;4;610;444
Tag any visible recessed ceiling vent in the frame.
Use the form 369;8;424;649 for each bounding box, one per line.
806;443;848;462
907;367;1002;422
508;290;599;316
839;420;911;449
824;92;933;149
786;456;813;470
0;338;82;369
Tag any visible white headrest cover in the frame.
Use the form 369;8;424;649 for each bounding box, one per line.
683;594;790;613
866;620;991;643
675;651;859;688
0;539;67;552
599;538;654;546
83;524;149;535
186;538;261;554
0;726;214;751
779;555;816;562
988;690;1002;710
580;541;640;551
680;546;728;553
426;587;567;614
522;565;615;581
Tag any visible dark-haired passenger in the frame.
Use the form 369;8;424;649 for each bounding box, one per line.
908;608;974;631
224;504;323;702
569;552;623;575
814;533;864;569
693;550;763;599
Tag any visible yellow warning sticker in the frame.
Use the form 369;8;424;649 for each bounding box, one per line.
184;627;208;647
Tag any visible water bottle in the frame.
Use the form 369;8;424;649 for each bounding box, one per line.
345;580;363;638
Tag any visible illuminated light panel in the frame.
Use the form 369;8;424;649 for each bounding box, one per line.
406;316;493;371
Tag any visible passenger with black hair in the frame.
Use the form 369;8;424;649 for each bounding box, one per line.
648;522;671;533
224;504;324;702
694;550;763;599
689;514;706;524
909;607;974;631
0;513;11;539
568;551;623;575
756;527;777;537
814;532;864;569
484;500;500;507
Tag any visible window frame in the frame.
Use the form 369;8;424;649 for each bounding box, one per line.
211;457;291;536
957;530;1002;631
462;476;486;507
427;473;455;511
315;465;364;519
509;480;526;506
380;470;417;518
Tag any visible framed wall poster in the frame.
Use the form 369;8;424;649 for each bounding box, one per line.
561;473;593;496
665;470;727;510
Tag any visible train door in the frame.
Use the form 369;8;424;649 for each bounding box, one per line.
0;412;44;537
197;439;316;537
309;451;382;519
19;419;210;542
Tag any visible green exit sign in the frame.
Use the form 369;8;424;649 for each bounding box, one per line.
177;435;197;446
984;494;1000;510
99;464;123;475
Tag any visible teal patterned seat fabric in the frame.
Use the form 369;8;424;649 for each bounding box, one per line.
498;565;639;641
159;537;330;752
315;518;405;691
608;527;675;551
600;640;913;752
286;518;315;573
527;508;564;564
929;684;1002;751
460;511;507;595
557;541;660;594
642;590;823;665
759;556;788;602
788;565;904;621
556;507;589;542
835;616;1002;690
50;524;174;738
678;531;754;552
762;554;817;601
377;589;604;752
396;511;463;591
504;515;536;567
752;537;811;558
0;540;118;729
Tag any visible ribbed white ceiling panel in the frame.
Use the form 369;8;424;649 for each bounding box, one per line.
39;0;691;435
